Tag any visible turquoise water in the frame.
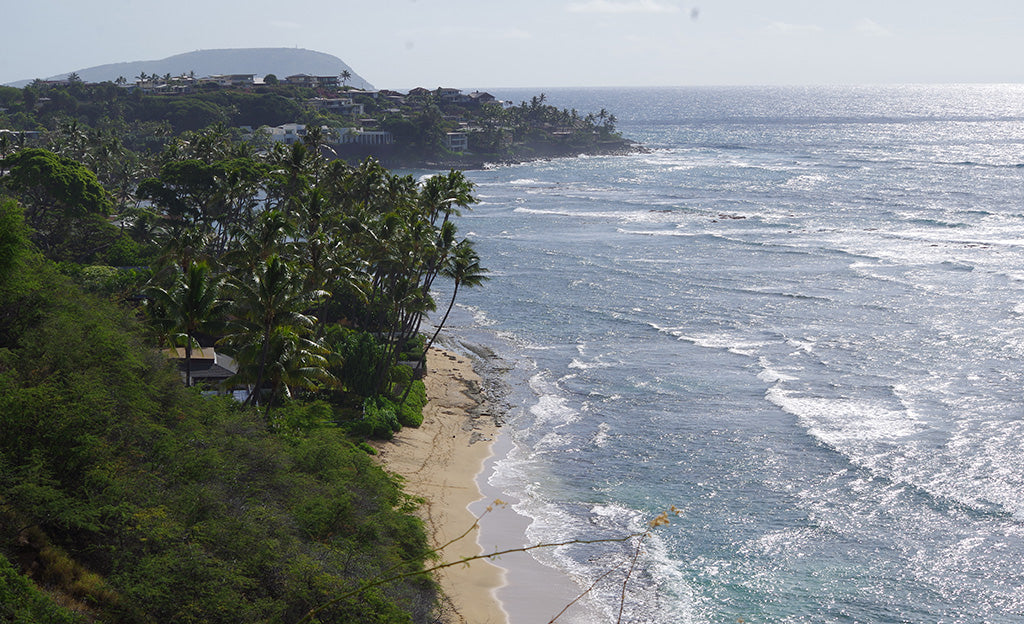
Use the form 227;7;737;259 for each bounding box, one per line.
438;86;1024;623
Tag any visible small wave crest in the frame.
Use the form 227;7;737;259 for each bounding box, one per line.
568;357;616;371
667;329;766;357
757;357;799;383
938;260;975;272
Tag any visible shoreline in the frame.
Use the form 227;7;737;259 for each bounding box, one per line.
377;343;605;624
374;347;508;624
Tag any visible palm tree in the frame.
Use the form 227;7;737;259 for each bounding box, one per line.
266;141;317;218
423;239;488;357
340;70;352;88
256;327;334;418
400;239;488;405
418;170;477;228
221;254;328;408
145;260;228;387
302;124;327;160
222;208;295;273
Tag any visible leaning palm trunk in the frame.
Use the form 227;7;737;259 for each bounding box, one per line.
246;327;273;406
398;283;459;407
423;283;459;363
399;240;487;407
185;332;193;387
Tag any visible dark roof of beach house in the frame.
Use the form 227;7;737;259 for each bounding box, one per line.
163;347;238;381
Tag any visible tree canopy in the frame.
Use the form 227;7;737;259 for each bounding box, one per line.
0;147;115;261
0;92;496;622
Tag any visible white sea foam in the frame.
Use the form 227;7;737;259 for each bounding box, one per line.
767;387;921;456
939;418;1024;518
490;445;696;623
743;526;827;557
451;304;491;327
528;373;579;426
485;355;700;622
782;173;828;190
784;337;816;352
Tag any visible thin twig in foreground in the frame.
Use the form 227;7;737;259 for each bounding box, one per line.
547;556;630;624
617;533;648;624
298;532;646;623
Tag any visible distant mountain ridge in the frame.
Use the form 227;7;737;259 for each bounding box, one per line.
5;48;374;89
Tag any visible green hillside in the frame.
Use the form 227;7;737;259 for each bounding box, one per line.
0;197;436;622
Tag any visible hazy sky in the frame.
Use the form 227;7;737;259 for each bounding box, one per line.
2;0;1022;88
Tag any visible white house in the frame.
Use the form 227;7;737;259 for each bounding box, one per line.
267;123;308;145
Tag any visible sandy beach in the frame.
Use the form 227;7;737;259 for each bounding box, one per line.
374;348;508;624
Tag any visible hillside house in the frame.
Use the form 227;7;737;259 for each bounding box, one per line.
285;74;340;88
444;132;469;152
468;91;496;104
267;123;308;145
336;128;394;146
307;97;364;116
201;74;255;87
439;88;470;105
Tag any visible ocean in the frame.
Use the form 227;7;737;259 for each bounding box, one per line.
434;85;1024;623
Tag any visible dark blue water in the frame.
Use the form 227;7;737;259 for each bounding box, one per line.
437;86;1024;623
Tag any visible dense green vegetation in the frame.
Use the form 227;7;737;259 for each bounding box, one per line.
0;192;443;621
0;82;494;619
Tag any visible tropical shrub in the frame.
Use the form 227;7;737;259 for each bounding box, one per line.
397;380;426;428
353;396;401;439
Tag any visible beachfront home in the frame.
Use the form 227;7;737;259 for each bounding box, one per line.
0;129;40;141
336;128;394;146
162;346;239;393
467;91;496;104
